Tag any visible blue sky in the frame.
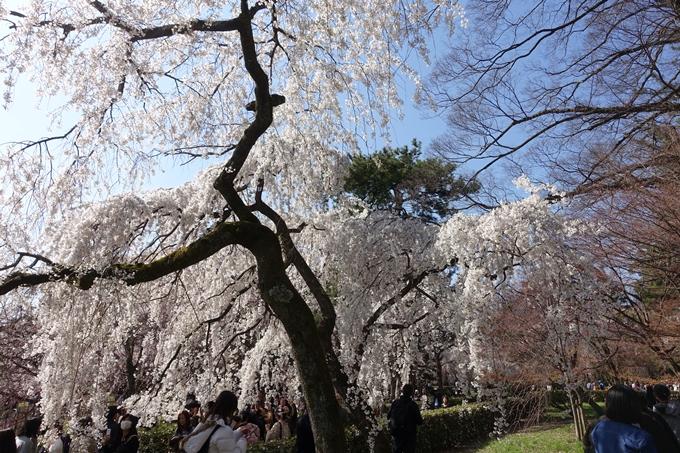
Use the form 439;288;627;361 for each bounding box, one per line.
0;79;448;189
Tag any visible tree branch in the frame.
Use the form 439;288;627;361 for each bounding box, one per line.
0;221;259;295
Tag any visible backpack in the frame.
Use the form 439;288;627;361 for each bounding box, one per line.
388;399;409;438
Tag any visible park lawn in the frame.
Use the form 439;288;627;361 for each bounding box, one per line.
542;402;604;421
466;424;583;453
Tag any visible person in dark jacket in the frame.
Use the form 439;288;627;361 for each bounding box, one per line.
101;414;138;453
1;428;17;453
101;406;122;453
638;393;680;453
646;385;657;410
336;395;348;427
248;408;266;442
295;414;314;453
387;384;423;453
653;384;680;444
636;392;680;453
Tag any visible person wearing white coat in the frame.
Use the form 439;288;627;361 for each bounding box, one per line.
265;412;290;442
182;391;246;453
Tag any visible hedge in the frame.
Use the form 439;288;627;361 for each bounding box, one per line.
239;432;368;453
246;438;295;453
138;403;507;453
138;422;176;453
414;404;495;453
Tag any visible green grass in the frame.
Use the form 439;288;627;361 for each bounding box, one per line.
582;403;604;420
465;424;582;453
541;402;604;423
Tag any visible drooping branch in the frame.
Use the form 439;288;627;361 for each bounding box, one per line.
372;312;429;330
0;221;252;295
217;314;264;358
152;266;256;397
352;263;452;375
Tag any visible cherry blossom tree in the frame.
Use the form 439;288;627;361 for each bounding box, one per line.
437;183;615;439
0;300;40;428
0;1;467;451
0;1;624;449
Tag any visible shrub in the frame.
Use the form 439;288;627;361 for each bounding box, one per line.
549;390;570;409
138;422;175;453
447;396;473;407
415;403;495;453
549;389;608;407
246;438;295;453
587;390;606;403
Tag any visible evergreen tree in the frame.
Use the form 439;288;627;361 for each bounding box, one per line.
343;140;480;222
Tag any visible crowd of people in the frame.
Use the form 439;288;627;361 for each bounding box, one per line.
0;388;325;453
4;381;679;453
584;383;680;453
117;390;323;453
0;381;450;453
139;388;353;453
413;385;452;412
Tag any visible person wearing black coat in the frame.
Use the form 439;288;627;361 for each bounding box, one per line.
637;392;680;453
295;414;314;453
101;414;138;453
646;385;657;410
387;384;423;453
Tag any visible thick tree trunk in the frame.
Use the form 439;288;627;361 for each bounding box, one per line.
315;335;391;453
246;225;347;453
258;207;395;453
